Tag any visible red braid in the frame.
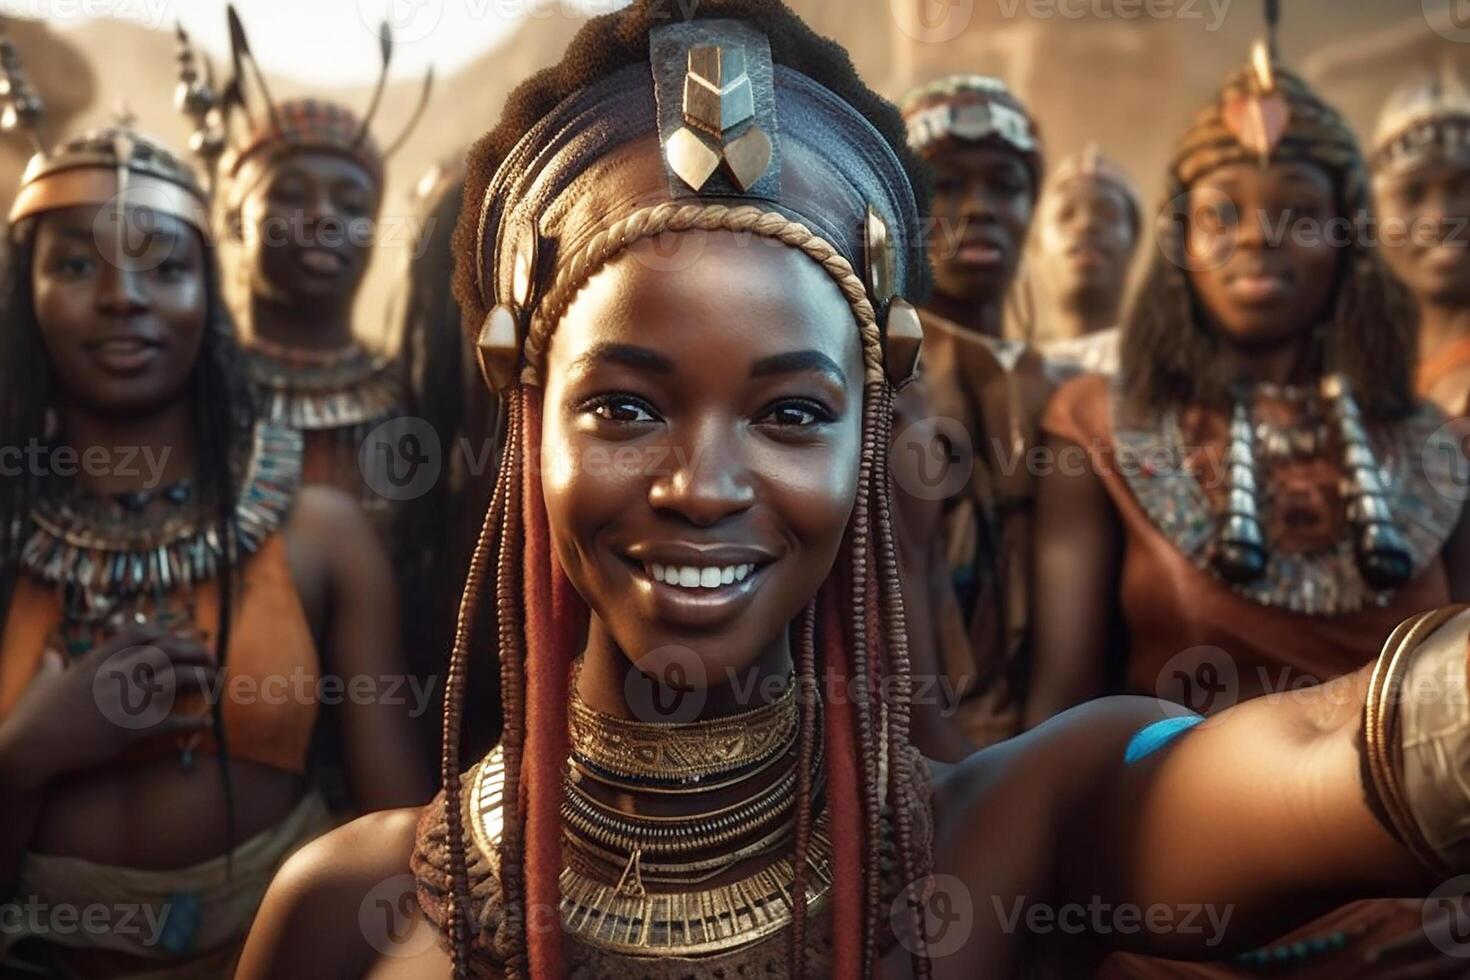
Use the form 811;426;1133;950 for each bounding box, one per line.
519;387;571;977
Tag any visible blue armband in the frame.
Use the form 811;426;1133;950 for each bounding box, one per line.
1124;713;1205;766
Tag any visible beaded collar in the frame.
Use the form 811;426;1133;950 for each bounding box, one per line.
1108;381;1462;615
244;339;403;432
21;421;302;597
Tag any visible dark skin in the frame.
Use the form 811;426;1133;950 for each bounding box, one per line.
1036;178;1138;338
1374;154;1470;414
237;228;1450;979
1026;160;1470;723
0;207;428;937
925;144;1034;338
234;151;380;351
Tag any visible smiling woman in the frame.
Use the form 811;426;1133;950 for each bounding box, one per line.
0;82;428;976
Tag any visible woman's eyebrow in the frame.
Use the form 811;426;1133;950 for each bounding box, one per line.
569;342;675;378
748;350;847;386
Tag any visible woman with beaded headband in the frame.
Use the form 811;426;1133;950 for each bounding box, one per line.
1371;67;1470;419
1028;18;1470;979
1034;144;1143;380
240;3;1470;978
184;7;432;541
890;75;1054;752
0;49;428;979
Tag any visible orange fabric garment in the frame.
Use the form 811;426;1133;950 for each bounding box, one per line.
0;533;320;775
1042;374;1450;702
1416;333;1470;418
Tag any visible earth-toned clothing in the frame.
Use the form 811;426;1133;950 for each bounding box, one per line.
410;743;934;978
245;339;407;541
1042;374;1463;979
909;308;1053;747
1416;333;1470;420
1042;326;1121;383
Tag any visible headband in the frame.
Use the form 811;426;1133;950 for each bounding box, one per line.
471;18;925;393
899;75;1044;193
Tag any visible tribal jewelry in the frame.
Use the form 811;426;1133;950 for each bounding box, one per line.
245;340;403;432
22;421;302;598
567;668;798;785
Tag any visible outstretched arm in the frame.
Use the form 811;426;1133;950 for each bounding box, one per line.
1024;431;1122;728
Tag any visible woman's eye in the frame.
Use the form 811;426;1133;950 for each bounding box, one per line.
154;258;190;281
56;255;95;278
587;395;659;424
757;399;833;428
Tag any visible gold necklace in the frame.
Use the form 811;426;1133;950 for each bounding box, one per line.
567;669;798;784
558;814;833;957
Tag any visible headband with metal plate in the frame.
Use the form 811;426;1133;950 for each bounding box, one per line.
472;18;925;392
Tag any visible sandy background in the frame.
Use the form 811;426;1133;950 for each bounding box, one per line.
4;0;1466;343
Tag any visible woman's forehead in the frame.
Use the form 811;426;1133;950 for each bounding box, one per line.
546;232;863;380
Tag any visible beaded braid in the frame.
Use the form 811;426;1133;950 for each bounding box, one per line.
786;600;819;975
872;381;934;977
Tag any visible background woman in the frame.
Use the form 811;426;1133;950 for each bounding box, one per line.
0;114;427;977
1028;32;1470;978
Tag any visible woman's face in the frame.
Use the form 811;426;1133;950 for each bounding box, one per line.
1184;160;1342;350
237;151;378;311
928;144;1035;307
541;231;865;687
32;205;207;417
1037;178;1137;303
1373;157;1470;308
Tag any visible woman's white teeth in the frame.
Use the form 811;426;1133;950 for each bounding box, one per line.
647;562;755;588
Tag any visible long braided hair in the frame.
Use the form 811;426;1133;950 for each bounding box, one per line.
1120;64;1417;420
430;2;936;977
0;212;250;850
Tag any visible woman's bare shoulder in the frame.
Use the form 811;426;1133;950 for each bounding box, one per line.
236;807;428;980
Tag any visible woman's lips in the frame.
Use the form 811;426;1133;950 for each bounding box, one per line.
1226;272;1291;305
298;248;347;276
957;242;1003;266
622;555;772;629
88;337;162;374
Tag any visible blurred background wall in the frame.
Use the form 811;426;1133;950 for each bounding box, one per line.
3;0;1462;343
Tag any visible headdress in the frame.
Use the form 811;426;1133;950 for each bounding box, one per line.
1;21;210;239
1043;142;1141;232
899;74;1043;194
173;6;433;206
1369;63;1470;178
